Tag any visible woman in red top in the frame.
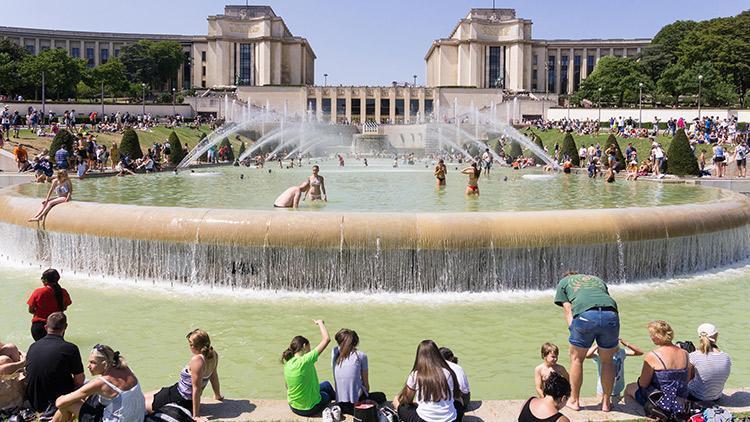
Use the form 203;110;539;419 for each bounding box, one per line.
26;269;72;341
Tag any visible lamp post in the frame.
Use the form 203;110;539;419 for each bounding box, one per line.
324;73;328;86
141;83;146;116
172;88;176;116
698;74;703;119
413;74;417;87
41;71;46;123
101;80;105;117
543;63;549;120
598;87;602;126
638;82;644;129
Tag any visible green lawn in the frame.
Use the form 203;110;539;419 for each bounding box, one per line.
3;125;251;157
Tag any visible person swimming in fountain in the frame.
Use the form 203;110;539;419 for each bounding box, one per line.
434;159;447;187
304;165;327;202
274;180;311;209
461;162;481;196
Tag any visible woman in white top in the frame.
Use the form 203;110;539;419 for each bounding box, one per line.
54;344;145;422
688;323;731;402
394;340;461;422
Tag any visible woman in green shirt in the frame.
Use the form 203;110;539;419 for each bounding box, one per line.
282;320;336;417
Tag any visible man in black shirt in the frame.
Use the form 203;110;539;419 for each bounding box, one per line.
25;312;84;412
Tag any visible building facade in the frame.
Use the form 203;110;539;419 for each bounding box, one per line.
426;8;650;94
0;5;314;90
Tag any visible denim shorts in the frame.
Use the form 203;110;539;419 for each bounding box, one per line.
568;309;620;349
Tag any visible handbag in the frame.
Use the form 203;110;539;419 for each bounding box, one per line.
353;400;379;422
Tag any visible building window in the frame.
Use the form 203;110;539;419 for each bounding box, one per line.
86;48;95;67
532;54;538;66
424;99;434;115
395;99;404;116
488;46;503;88
380;98;390;116
202;66;206;77
547;55;555;93
573;55;581;91
238;43;253;86
365;99;375;116
25;44;35;55
182;51;191;89
114;49;120;57
307;98;316;112
336;99;346;115
40;46;50;52
201;51;206;62
560;55;569;93
587;55;595;75
532;69;538;91
409;99;419;116
101;48;109;64
201;80;206;88
71;47;80;58
351;98;361;115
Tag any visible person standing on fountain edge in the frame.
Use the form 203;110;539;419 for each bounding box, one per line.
554;272;619;412
282;320;336;417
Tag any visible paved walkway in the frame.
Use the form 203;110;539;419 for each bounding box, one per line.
200;388;750;421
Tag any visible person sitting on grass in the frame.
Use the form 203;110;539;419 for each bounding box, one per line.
534;343;569;398
587;338;643;401
54;344;145;422
518;372;571;422
282;320;336;418
28;170;72;222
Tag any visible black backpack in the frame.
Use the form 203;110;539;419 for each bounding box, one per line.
145;403;193;422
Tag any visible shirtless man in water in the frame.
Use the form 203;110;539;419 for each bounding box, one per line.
461;162;481;196
273;181;310;208
303;165;327;201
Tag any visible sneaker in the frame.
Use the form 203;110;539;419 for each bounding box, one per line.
322;407;333;422
331;405;342;422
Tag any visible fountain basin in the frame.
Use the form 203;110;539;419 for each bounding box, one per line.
1;181;749;292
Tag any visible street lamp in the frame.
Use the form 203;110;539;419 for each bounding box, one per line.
141;83;146;116
41;71;46;123
598;87;602;126
698;74;703;119
638;82;644;129
172;88;176;116
543;63;549;120
413;74;417;87
324;73;328;86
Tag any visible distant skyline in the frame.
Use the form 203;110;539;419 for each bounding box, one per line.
3;0;747;86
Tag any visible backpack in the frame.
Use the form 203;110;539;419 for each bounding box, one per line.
145;403;193;422
377;407;399;422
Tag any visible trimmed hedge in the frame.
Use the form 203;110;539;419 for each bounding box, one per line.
603;134;626;171
561;132;579;166
49;129;76;165
509;141;523;160
219;137;234;162
169;131;186;165
238;141;246;158
119;128;143;160
666;129;699;176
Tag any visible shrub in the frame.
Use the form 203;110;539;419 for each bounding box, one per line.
198;132;208;162
169;131;186;165
219;137;235;161
666;129;699;176
49;129;76;165
561;132;579;166
602;134;626;171
238;140;246;158
509;140;523;159
119;128;143;160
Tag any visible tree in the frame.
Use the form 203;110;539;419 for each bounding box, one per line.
49;130;76;165
85;59;130;98
509;140;523;160
674;62;738;107
665;129;699;176
639;20;697;82
18;49;85;100
119;128;143;160
169;131;186;166
573;56;651;107
602;134;626;171
120;40;184;89
561;133;579;167
219;137;235;161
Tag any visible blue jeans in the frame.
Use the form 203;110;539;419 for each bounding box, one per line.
290;381;336;417
568;309;620;349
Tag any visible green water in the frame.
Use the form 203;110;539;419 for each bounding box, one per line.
18;160;724;212
1;265;748;400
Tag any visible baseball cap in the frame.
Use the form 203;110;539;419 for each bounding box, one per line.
697;323;718;338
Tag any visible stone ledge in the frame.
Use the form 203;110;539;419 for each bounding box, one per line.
199;388;750;421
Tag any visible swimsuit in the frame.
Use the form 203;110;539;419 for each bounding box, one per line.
467;185;478;192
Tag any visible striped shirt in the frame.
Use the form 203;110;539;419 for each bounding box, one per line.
688;350;731;401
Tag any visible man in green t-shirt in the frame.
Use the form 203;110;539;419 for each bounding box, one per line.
554;273;620;412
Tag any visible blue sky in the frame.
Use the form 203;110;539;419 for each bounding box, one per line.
3;0;747;85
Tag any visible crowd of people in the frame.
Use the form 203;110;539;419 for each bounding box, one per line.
0;270;735;422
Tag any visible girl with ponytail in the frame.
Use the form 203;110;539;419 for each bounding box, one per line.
55;344;145;422
26;268;72;341
145;329;223;420
283;320;337;417
687;323;731;402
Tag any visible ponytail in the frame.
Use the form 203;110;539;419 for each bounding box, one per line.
41;269;66;312
334;329;359;366
699;334;717;355
281;336;309;363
